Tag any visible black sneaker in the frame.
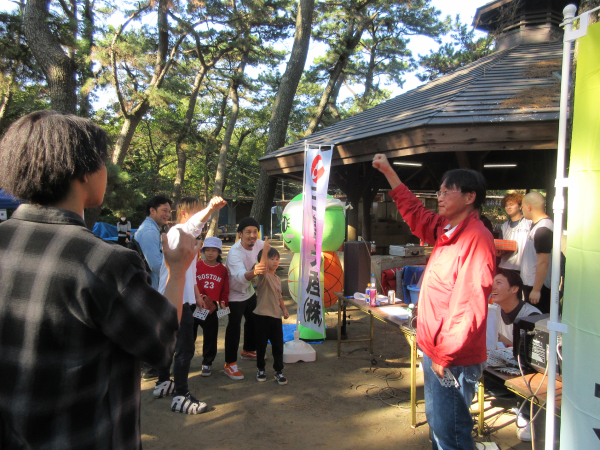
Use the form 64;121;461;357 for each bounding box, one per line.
257;369;267;382
201;365;211;377
171;392;207;414
274;372;288;385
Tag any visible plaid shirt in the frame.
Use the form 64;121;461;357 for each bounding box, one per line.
0;205;179;449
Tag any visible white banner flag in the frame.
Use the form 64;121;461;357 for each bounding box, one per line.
298;142;333;334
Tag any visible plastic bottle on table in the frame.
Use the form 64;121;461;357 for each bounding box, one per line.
369;274;377;307
370;273;377;295
365;283;371;301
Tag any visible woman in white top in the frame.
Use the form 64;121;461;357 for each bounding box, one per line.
116;215;131;247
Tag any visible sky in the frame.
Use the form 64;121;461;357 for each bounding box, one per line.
400;0;491;93
0;0;493;105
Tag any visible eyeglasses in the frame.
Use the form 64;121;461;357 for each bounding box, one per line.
436;190;462;198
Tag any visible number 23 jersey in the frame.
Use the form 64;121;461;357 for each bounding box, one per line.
196;260;229;306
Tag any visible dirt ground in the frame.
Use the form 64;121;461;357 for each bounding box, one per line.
139;241;531;450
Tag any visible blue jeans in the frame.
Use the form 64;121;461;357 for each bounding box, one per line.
423;354;483;450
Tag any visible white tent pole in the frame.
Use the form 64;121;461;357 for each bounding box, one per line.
545;5;577;449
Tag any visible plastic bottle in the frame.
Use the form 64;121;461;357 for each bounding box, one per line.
370;273;377;295
365;283;371;301
369;274;377;307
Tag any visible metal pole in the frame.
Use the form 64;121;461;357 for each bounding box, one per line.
545;5;576;449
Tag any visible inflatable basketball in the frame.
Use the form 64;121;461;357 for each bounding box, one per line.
322;251;343;308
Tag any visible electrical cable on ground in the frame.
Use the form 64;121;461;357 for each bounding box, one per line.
354;367;425;412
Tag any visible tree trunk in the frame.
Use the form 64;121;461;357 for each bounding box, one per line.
0;75;15;133
362;37;377;102
109;0;175;167
24;0;77;113
171;67;208;202
207;51;249;237
172;147;187;203
304;60;346;136
204;147;210;203
250;0;316;227
324;74;345;124
78;0;94;117
111;105;149;166
83;205;102;230
304;16;367;136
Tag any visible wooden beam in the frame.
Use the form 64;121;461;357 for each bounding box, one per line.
259;121;559;175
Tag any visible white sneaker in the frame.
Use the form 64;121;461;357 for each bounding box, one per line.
153;379;175;398
171;392;207;414
516;413;531;442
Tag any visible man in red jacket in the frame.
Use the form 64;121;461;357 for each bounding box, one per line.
373;154;495;450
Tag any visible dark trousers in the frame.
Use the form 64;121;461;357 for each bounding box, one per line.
523;284;551;314
172;304;196;395
191;305;219;366
225;294;257;364
255;314;284;372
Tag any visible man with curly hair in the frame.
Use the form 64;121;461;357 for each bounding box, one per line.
0;111;199;449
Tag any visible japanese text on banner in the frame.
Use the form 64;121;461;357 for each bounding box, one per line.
299;144;333;334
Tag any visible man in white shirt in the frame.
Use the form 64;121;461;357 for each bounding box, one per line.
521;192;553;314
156;196;226;414
498;192;532;274
224;217;266;380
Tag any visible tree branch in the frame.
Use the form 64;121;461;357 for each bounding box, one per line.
110;3;151;116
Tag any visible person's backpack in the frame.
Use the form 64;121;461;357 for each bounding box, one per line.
127;236;152;275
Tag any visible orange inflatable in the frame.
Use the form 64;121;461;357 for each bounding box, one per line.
322;251;343;308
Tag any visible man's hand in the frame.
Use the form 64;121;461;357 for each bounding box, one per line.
431;361;445;379
260;237;271;266
220;301;227;309
529;289;541;304
253;263;267;276
162;229;201;275
283;308;290;320
372;154;402;189
372;154;393;173
498;333;512;347
209;196;227;211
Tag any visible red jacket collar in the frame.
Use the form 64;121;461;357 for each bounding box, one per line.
439;210;480;244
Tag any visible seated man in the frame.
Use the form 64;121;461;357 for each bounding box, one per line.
491;268;541;347
0;111;199;449
490;268;541;442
